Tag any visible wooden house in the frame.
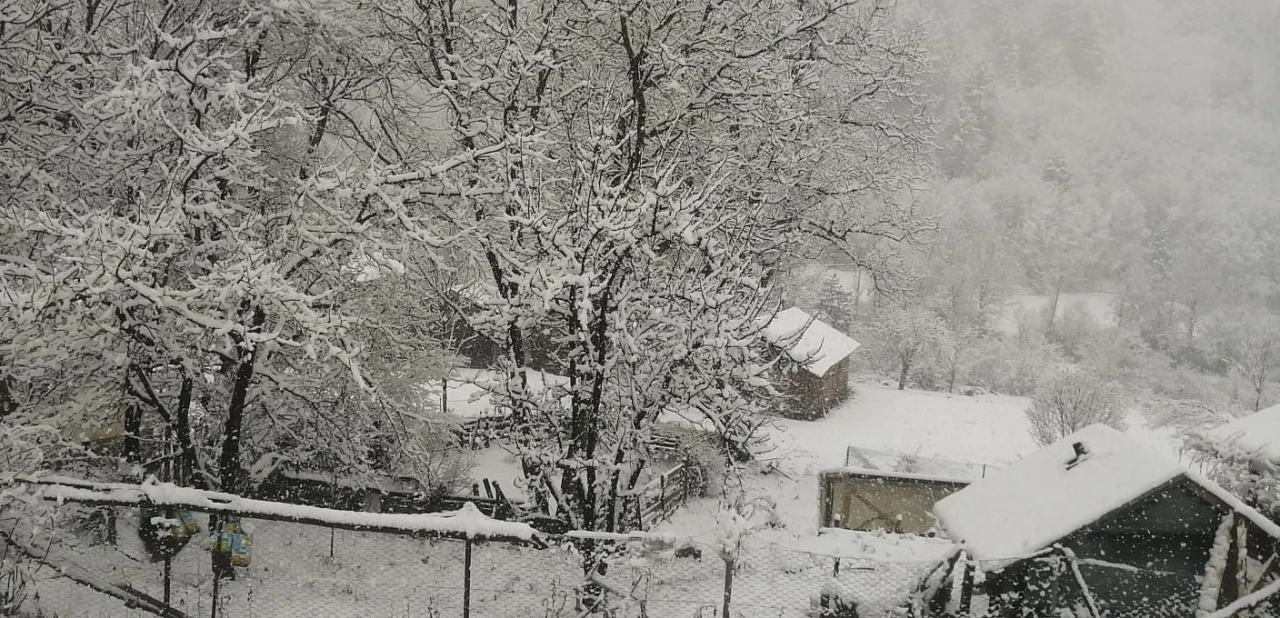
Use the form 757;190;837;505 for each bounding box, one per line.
925;424;1280;618
761;307;860;419
819;468;969;535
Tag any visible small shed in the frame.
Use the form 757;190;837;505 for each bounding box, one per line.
819;468;969;535
762;307;860;418
926;425;1280;618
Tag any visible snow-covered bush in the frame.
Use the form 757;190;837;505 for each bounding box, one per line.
1026;370;1125;446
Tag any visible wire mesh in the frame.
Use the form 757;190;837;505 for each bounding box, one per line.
10;500;1280;618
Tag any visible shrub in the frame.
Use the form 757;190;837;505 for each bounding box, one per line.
1026;370;1125;446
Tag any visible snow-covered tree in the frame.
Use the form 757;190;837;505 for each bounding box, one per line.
1232;315;1280;412
816;274;856;333
0;0;478;497
872;304;948;391
366;0;933;534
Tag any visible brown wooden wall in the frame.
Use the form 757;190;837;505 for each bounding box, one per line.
782;356;852;418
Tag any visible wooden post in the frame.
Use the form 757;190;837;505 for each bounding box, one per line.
163;556;172;611
210;573;220;618
463;537;473;618
682;465;691;503
721;557;734;618
660;474;667;517
1236;518;1251;609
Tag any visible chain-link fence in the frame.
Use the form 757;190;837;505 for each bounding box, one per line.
3;484;942;618
9;478;1280;618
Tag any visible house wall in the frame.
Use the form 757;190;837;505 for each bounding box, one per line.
783;357;852;418
820;473;966;535
975;478;1259;618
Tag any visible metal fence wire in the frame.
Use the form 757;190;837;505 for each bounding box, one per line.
5;500;949;618
8;494;1280;618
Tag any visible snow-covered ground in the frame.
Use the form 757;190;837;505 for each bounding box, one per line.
763;384;1038;476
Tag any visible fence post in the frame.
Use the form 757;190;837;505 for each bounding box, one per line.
463;537;473;618
210;571;220;618
721;557;734;618
682;466;691;504
660;474;667;516
163;556;172;611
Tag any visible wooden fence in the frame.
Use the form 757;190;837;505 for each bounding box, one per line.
621;463;698;530
453;414;514;449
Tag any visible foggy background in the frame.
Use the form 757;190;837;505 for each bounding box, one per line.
791;0;1280;426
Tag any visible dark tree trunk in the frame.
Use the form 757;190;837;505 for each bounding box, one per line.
123;402;143;464
1045;279;1062;332
174;377;201;488
218;346;258;496
217;307;264;496
0;377;16;418
898;358;910;390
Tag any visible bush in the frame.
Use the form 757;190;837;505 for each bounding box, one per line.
1026;370;1125;446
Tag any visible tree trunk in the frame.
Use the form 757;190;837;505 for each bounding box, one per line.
898;358;910;390
217;307;264;496
218;346;258;496
852;267;863;320
123;402;142;464
174;377;199;488
0;377;16;418
1045;279;1062;332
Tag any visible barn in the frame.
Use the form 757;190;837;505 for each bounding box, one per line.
925;425;1280;618
761;307;860;418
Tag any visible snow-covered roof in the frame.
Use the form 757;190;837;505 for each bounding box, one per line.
932;424;1186;561
761;307;860;378
1203;403;1280;463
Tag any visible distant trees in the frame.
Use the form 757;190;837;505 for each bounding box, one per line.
1026;371;1125;446
1230;315;1280;412
816;275;857;333
872;305;949;391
